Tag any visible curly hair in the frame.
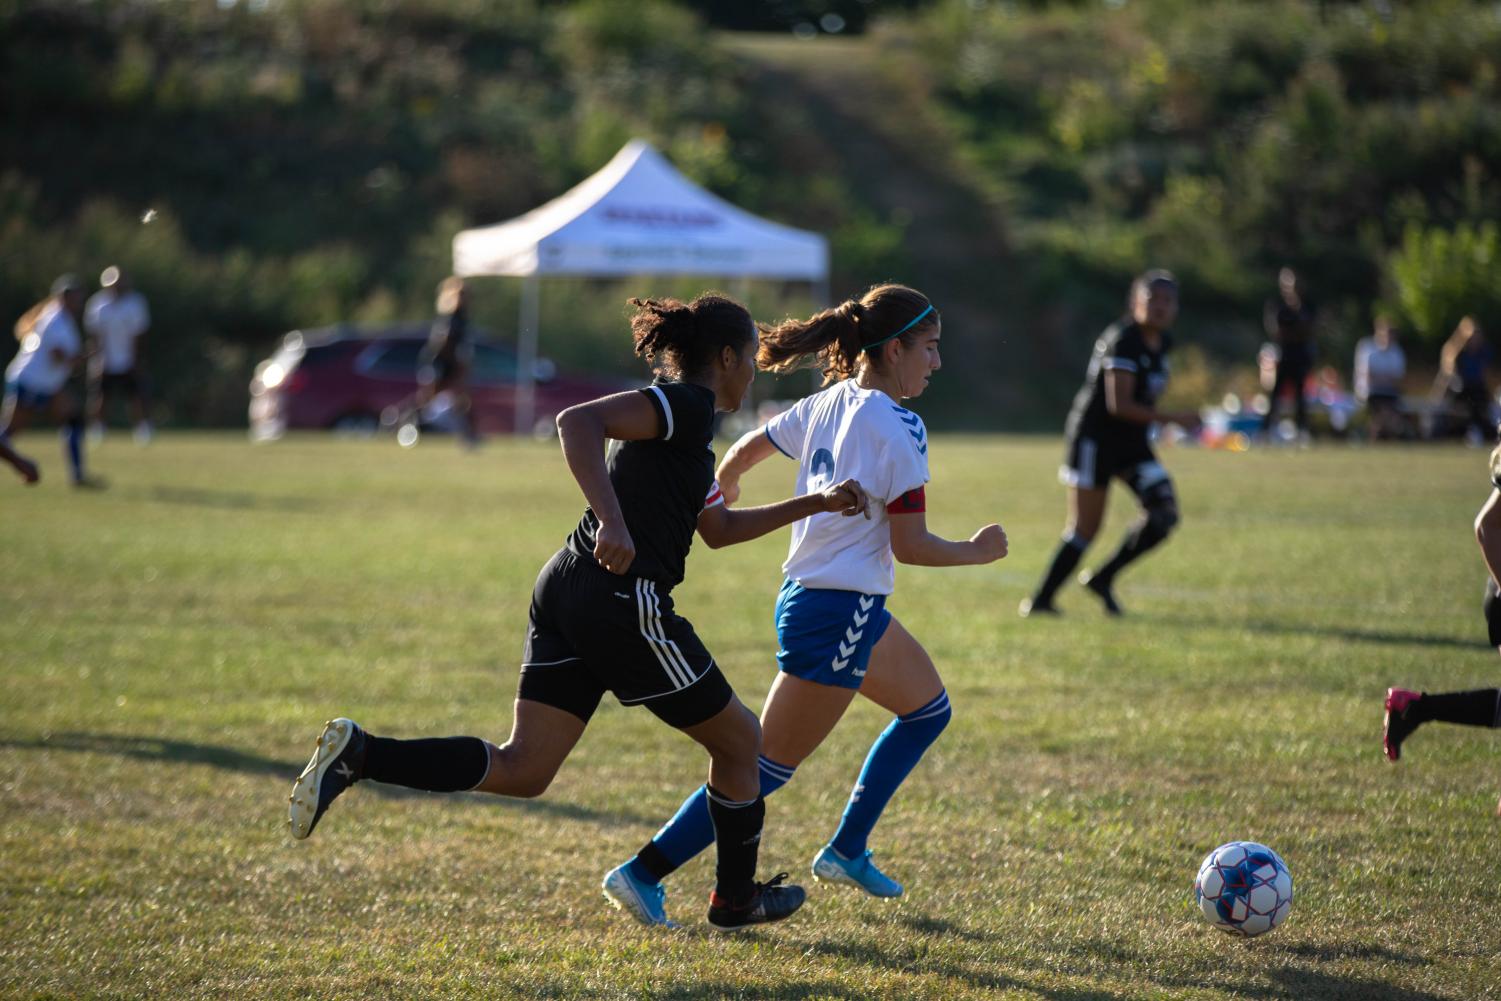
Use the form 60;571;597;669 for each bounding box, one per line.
627;292;756;381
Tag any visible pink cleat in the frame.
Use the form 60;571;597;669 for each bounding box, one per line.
1383;688;1423;762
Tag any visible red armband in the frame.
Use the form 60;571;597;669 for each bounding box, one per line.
886;486;926;514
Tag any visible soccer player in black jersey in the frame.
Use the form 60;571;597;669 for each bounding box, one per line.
1021;270;1201;618
288;292;871;931
1384;434;1501;813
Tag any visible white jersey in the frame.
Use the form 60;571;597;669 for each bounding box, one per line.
84;290;149;374
764;380;930;594
6;302;81;394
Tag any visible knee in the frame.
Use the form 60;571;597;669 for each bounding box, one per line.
705;701;762;768
1148;503;1179;536
490;744;557;799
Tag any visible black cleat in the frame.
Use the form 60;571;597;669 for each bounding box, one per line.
1079;572;1123;616
289;718;367;839
706;873;806;932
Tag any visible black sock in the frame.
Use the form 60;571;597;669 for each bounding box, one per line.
632;841;678;883
1414;690;1501;728
706;786;764;903
363;735;490;792
1089;517;1170;587
1032;534;1087;605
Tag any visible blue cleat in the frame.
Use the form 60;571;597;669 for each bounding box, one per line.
602;863;679;928
288;718;367;840
811;845;904;898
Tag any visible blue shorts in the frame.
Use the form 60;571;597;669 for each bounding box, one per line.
774;579;892;689
4;382;54;411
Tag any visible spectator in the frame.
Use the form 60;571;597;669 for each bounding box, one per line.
1354;317;1407;440
1260;267;1317;441
1439;316;1492;444
84;266;152;444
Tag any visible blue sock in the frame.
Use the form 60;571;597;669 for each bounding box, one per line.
62;420;83;482
627;755;795;885
829;690;951;860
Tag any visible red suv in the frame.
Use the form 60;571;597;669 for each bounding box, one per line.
248;325;623;440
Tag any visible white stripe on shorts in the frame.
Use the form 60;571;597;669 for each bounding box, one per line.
635;578;693;689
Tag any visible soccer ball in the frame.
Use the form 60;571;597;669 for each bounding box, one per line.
1193;841;1293;937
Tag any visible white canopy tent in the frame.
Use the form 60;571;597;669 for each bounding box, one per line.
452;139;829;432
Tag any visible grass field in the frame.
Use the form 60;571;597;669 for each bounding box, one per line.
3;432;1499;1000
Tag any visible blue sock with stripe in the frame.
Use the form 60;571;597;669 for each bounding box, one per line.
627;755;796;885
829;690;951;860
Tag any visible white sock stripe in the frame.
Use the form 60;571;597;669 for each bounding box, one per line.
635;579;690;688
757;758;795;780
704;788;758;809
469;740;496;791
645;581;696;680
902;693;951;722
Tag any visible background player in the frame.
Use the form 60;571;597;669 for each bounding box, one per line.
1021;269;1199;618
2;275;97;487
601;284;1008;927
84;265;152;444
288;292;870;931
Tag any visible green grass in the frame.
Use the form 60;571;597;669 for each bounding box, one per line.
2;432;1498;999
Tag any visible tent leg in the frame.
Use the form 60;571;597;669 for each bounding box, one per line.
516;275;540;436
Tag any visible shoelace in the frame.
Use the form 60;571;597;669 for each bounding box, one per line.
757;872;791;891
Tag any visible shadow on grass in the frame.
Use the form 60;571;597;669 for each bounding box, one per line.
142;485;320;513
0;732;653;826
1263;966;1448;1001
650;981;868;1001
1281;941;1429;965
1143;614;1490;652
801;933;1118;1000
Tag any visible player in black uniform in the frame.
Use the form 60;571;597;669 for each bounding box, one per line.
288;292;872;930
1021;270;1200;618
1383;434;1501;813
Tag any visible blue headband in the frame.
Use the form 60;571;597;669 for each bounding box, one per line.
863;304;935;353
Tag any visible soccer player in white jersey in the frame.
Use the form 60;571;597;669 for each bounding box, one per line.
84;266;152;444
2;275;98;486
602;284;1008;926
289;293;872;932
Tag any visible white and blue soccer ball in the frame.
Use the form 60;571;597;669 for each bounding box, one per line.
1193;841;1293;937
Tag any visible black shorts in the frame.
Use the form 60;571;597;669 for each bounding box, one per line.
1060;434;1172;501
95;370;140;397
517;548;734;729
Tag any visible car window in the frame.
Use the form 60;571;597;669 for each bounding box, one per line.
362;341;424;377
471;343;518;384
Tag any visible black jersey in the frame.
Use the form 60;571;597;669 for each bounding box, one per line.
1064;319;1173;446
565;379;717;590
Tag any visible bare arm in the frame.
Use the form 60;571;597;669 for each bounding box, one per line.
1105;369;1200;430
554;391;661;574
697;479;869;549
715;427;779;504
888;508;1007;568
1475;488;1501;587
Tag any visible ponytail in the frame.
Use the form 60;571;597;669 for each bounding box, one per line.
758;284;936;386
14;297;53;341
628;292;754;380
